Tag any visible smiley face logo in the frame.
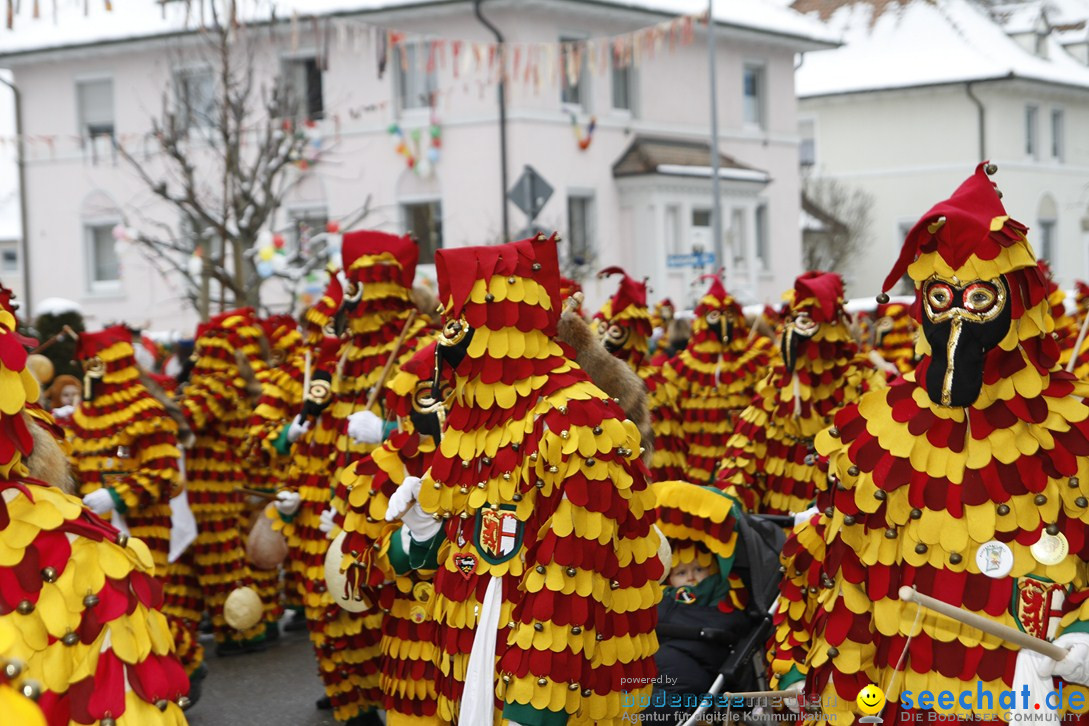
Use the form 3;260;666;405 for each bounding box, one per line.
856;684;885;715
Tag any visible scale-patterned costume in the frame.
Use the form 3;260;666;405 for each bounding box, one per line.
0;309;190;725
335;342;442;725
802;164;1089;723
767;508;827;690
715;272;884;515
169;308;266;649
594;268;685;481
326;230;434;720
869;302;917;377
246;314;308;631
661;277;772;484
65;326;199;673
395;234;661;725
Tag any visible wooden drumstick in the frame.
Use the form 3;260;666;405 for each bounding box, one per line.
898;586;1067;660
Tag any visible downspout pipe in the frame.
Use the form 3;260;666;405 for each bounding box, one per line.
473;0;510;243
0;75;30;314
965;81;985;161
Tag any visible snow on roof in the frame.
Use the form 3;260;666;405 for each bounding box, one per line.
990;1;1047;34
795;0;1089;98
34;297;82;317
0;69;17;242
0;0;837;59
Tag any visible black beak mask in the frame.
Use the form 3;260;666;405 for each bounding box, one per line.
780;313;818;375
434;317;474;389
342;279;364;313
705;311;732;345
410;379;446;442
920;276;1011;407
300;371;334;421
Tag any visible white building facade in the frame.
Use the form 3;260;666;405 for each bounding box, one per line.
793;0;1089;298
0;0;835;333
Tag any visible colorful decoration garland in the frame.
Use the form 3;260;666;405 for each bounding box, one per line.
569;111;596;151
388;114;442;178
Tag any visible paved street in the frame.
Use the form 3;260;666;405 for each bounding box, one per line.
185;617;340;726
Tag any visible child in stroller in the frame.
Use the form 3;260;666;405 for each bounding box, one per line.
643;482;786;723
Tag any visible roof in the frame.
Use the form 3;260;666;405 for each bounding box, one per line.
613;136;770;182
793;0;1089;98
0;0;838;59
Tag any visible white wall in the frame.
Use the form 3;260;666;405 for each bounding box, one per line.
801;80;1089;298
8;3;810;333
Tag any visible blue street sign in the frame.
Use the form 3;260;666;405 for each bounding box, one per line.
666;253;717;268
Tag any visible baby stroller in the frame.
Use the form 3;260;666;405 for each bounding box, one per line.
658;509;790;725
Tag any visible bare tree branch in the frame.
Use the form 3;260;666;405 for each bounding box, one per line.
801;177;874;276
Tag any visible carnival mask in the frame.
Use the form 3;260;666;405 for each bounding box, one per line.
596;320;631;353
780;312;819;374
300;371;334;420
920;275;1010;407
705;309;733;344
436;317;474;372
342;278;364;311
81;355;106;400
874;316;894;347
410;379;448;441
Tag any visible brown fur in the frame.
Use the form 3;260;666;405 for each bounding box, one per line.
557;310;654;464
412;286;442;325
25;414;77;494
234;349;264;405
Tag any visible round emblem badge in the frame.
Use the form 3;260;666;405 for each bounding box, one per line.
409;605;427;624
674;586;697;605
412;581;434;603
1030;532;1069;566
975;540;1014;579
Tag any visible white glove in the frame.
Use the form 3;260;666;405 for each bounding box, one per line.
319;507;337;539
274;490;301;516
1014;645;1062;723
1053;632;1089;685
286;415;311;444
782;680;805;714
83;488;116;516
347;410;385;445
52;404;74;418
384;476;442;543
794;506;820;528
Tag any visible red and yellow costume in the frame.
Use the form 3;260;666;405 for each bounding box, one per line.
715;272;884;514
335;342;442;725
0;308;190;725
246;314;308;631
395;233;661;725
660;277;773;484
325;230;434;721
169;308;267;650
800;164;1089;723
869;302;917;377
595;267;685;481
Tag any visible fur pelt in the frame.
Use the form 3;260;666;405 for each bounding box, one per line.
234;349;264;405
26;413;77;494
557;310;654;464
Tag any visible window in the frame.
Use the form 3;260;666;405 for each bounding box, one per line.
567;194;594;266
288;208;328;254
396;43;437;112
402;200;442;264
743;64;766;128
0;247;16;273
611;52;634;112
664;204;682;255
281;57;324;121
1025;105;1039;159
175;67;215;132
560;37;588;110
730;208;747;267
799;118;816;167
1038;194;1058;262
755;204;769;270
76;79;115;162
86;223;121;288
1052;109;1064;161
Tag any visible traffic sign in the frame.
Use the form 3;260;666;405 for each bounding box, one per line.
666;252;717;268
508;165;554;221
